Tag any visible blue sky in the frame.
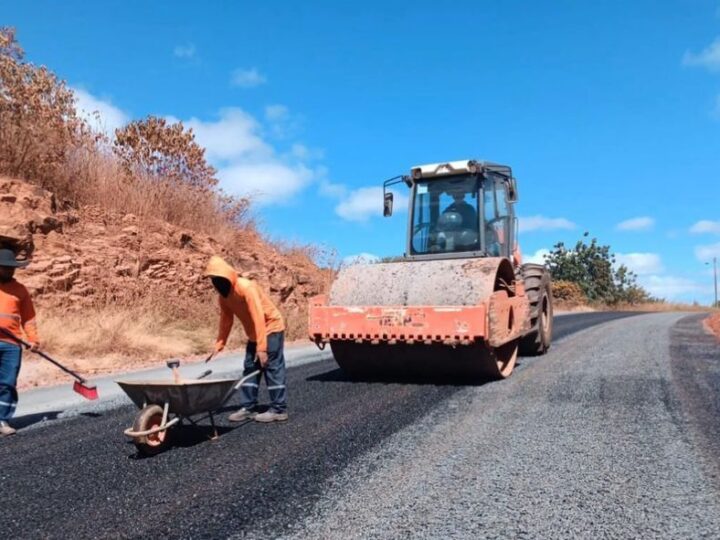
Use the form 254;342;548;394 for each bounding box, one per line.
5;1;720;302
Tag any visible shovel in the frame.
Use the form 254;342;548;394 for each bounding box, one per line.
0;327;99;400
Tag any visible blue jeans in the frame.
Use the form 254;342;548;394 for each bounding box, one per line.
239;332;287;413
0;342;22;422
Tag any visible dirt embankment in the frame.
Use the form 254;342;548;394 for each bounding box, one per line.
0;177;330;389
705;312;720;341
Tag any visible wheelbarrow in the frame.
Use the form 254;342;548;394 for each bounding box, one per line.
117;360;260;456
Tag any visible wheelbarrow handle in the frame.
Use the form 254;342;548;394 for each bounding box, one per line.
232;369;261;391
0;327;87;383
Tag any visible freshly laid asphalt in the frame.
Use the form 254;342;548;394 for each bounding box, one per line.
1;311;718;539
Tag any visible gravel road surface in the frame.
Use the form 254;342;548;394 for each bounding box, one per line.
1;311;718;539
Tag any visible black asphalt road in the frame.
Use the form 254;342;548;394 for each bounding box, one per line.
0;312;706;539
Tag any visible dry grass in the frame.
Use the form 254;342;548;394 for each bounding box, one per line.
19;299;233;390
64;150;255;244
17;289;312;389
608;302;713;312
554;300;714;313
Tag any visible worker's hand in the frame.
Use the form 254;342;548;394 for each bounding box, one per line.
256;350;268;368
29;341;40;352
214;341;225;353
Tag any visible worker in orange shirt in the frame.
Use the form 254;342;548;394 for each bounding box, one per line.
0;249;39;437
205;256;288;423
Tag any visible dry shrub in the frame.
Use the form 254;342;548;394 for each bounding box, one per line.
552;280;586;306
64;149;254;241
3;27;323;385
114;116;217;190
0;27;89;191
611;302;713;313
0;28;255;243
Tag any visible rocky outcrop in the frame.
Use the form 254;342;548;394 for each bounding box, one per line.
0;177;328;322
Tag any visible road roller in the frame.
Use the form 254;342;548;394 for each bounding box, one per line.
309;159;553;380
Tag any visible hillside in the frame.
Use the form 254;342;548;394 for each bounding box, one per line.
0;176;329;389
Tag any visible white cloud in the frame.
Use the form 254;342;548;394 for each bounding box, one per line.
319;179;347;198
342;253;380;266
696;242;720;261
72;87;129;135
290;144;310;160
264;104;301;139
683;38;720;71
690;220;720;235
218;162;313;204
181;108;270;162
336;186;409;222
231;67;266;88
615;253;664;275
265;105;289;121
519;216;576;233
174;106;331;205
641;275;709;300
616;216;655;232
173;43;196;59
524;248;550;265
290;143;323;161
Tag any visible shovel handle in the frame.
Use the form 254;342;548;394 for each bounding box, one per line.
0;327;87;383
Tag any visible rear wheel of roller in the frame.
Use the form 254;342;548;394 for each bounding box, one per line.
520;264;553;356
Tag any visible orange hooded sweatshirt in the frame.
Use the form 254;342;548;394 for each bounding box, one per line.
0;278;38;346
205;256;284;353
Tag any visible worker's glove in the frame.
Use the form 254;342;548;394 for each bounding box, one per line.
256;350;268;369
214;341;225;353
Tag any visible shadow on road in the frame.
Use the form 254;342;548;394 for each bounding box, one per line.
13;411;63;429
127;423;237;460
306;366;498;387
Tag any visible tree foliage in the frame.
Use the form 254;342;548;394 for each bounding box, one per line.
113;116;217;190
544;233;655;305
0;27;87;188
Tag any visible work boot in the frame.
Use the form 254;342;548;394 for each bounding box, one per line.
0;421;16;436
254;410;288;423
228;407;257;422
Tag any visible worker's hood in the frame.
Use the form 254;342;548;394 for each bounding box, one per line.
204;256;238;287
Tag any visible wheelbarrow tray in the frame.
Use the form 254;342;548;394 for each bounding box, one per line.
117;378;236;417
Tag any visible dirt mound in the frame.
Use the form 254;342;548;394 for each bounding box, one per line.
0;175;327;338
705;312;720;341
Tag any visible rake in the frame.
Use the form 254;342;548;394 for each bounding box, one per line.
0;327;98;400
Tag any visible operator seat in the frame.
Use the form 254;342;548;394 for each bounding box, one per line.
436;211;479;252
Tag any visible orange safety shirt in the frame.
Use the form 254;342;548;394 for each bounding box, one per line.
205;256;285;353
0;278;38;346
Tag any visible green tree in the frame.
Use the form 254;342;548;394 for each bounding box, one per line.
544;232;654;304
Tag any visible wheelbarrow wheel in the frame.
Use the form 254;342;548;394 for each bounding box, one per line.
133;404;170;456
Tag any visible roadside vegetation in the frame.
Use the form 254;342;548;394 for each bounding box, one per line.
544;233;710;312
544;233;654;306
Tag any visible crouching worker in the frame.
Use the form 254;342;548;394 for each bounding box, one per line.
205;256;288;423
0;249;40;437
